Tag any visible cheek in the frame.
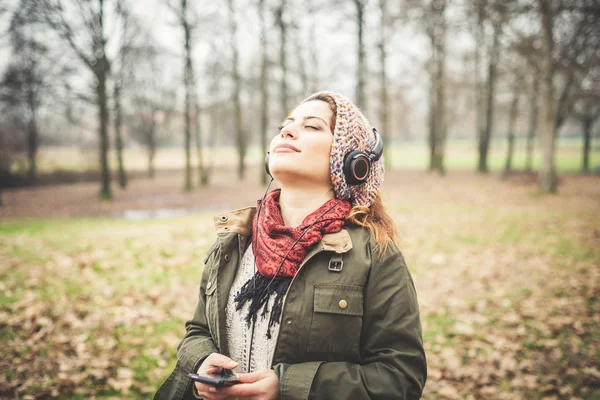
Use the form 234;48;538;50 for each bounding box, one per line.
269;136;279;152
315;138;333;160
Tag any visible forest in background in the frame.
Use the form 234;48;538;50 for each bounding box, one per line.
0;0;598;201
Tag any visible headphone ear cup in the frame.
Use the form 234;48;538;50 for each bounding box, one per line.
343;151;371;185
265;152;272;178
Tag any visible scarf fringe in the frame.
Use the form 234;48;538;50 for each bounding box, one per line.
233;273;292;339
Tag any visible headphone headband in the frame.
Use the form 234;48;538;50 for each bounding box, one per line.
369;128;384;162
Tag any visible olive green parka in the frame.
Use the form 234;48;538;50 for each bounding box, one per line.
154;206;427;400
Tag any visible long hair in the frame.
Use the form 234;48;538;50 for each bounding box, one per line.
303;93;399;257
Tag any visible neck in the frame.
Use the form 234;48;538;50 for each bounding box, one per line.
277;184;335;228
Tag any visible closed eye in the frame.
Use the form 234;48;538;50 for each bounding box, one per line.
305;125;320;130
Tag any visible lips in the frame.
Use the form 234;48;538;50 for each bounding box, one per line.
274;143;300;152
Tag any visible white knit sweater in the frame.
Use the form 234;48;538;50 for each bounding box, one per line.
225;244;285;373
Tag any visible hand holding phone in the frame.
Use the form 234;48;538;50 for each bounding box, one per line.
188;368;240;387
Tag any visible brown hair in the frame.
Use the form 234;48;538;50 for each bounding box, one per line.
303;93;399;257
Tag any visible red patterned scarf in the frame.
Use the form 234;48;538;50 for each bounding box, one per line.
252;188;352;278
234;188;352;337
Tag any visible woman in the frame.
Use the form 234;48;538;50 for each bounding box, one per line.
155;91;427;400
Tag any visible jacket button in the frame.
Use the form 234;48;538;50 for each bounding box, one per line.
286;319;292;325
207;281;212;290
224;254;230;262
220;215;228;222
338;299;348;309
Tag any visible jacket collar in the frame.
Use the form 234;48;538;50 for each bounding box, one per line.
213;206;353;254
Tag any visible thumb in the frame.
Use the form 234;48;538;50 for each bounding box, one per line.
236;370;267;383
204;353;238;369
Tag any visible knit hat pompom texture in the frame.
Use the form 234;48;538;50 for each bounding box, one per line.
302;91;384;208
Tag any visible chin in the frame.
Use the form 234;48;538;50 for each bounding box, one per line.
272;167;328;186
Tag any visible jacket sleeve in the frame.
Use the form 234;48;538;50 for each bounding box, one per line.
273;239;427;400
154;240;220;400
178;239;220;373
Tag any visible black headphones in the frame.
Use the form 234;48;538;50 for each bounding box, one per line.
265;127;384;186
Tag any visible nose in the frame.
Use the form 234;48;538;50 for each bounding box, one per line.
280;122;298;139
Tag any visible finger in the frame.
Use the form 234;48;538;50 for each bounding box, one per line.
218;382;262;397
204;353;238;370
195;386;233;400
236;370;266;384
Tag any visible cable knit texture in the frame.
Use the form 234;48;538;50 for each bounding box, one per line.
226;244;282;373
302;91;385;208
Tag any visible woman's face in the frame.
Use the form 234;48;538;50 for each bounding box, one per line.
268;100;334;187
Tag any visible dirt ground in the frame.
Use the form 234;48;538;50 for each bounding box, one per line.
2;165;598;219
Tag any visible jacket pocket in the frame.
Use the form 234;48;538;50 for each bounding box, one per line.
307;284;364;355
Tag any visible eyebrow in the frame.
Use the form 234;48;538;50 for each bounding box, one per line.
283;116;329;127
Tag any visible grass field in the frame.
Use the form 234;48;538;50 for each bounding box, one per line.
1;168;599;398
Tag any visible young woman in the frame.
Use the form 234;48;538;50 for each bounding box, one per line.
155;91;427;400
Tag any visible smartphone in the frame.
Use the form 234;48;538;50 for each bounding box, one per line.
187;369;240;387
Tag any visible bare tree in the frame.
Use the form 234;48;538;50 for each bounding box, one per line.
259;0;270;184
525;73;539;172
129;45;174;179
39;0;115;199
228;0;246;179
354;0;366;109
573;99;600;173
538;0;557;192
167;0;196;191
307;0;319;89
275;0;288;115
378;0;391;168
472;0;486;171
427;0;448;174
477;2;507;173
112;0;141;189
503;71;523;174
2;0;72;186
0;39;45;184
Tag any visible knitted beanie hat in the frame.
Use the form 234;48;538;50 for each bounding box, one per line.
301;91;385;208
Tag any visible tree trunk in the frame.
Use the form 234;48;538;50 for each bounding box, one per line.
259;0;270;184
308;0;319;89
355;0;366;109
378;0;390;168
26;100;38;186
229;0;246;179
293;25;308;96
148;128;156;179
433;0;447;175
277;0;288;115
427;30;437;172
427;0;446;175
504;83;520;174
525;74;539;172
183;0;193;191
97;70;111;200
114;84;127;189
474;0;485;172
538;0;557;193
97;0;111;200
582;116;592;173
478;21;500;173
554;72;575;132
195;95;208;186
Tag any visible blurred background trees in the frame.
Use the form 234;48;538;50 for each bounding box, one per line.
0;0;598;199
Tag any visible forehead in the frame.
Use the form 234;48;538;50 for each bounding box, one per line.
288;100;333;121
